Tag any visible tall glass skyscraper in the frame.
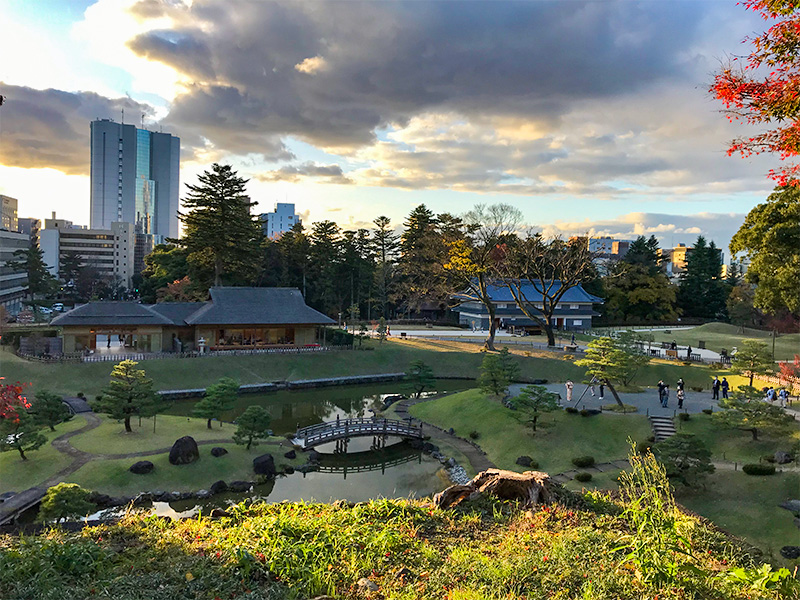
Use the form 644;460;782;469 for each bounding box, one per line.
90;119;180;240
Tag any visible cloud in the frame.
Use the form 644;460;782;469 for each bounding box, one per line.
0;83;153;175
255;162;353;184
294;56;328;75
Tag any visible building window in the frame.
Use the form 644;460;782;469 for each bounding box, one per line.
570;304;579;309
573;319;582;326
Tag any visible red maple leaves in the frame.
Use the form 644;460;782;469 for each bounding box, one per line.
0;378;31;423
711;0;800;185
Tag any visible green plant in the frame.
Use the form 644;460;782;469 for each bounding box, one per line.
654;434;715;487
713;389;794;441
405;360;436;398
678;412;690;421
564;406;578;414
94;360;158;433
742;463;776;476
724;564;799;596
574;471;592;482
468;430;480;440
232;405;272;450
192;376;239;429
702;408;713;415
29;390;71;431
0;408;47;460
478;353;509;396
37;483;94;523
572;455;595;468
692;386;705;393
510;385;559;431
761;454;776;463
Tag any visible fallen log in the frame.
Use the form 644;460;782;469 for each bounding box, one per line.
434;469;557;509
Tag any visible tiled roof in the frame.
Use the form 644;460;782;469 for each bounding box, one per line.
455;281;603;304
50;302;175;326
148;302;207;325
186;287;335;325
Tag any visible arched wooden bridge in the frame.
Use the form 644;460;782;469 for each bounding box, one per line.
292;416;424;450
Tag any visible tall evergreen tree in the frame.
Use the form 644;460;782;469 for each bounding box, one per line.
307;220;343;315
95;360;158;433
177;164;263;290
678;236;727;319
371;216;399;319
275;222;311;295
5;245;56;299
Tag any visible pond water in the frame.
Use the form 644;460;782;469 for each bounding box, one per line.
98;379;474;519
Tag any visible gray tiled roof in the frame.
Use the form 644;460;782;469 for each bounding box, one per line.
186;287;335;325
50;302;175;326
148;302;207;325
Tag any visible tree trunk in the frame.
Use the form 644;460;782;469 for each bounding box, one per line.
207;418;213;430
605;380;624;407
750;427;758;441
50;425;56;432
532;415;538;431
749;372;754;387
215;256;223;287
246;437;252;450
124;417;132;433
544;325;556;347
18;447;27;460
484;317;498;352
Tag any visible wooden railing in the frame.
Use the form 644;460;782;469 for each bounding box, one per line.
293;417;424;449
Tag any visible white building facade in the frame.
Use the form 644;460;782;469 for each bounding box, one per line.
260;203;301;238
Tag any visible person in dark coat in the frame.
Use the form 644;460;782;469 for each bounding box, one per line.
657;380;666;405
721;377;729;399
686;345;692;359
712;376;721;400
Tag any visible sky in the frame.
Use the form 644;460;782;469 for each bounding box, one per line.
0;0;779;254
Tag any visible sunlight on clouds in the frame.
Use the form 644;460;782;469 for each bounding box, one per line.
294;56;328;74
0;166;89;225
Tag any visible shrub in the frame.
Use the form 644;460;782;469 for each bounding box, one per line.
702;408;713;415
77;392;85;399
691;386;704;393
742;463;776;476
678;412;690;421
580;409;590;416
639;440;654;454
761;454;777;463
574;472;593;482
468;430;480;440
565;406;578;414
572;455;595;468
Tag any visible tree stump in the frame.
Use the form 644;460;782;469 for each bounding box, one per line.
434;469;557;509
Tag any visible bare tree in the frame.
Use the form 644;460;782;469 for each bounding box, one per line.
498;234;597;347
445;204;522;351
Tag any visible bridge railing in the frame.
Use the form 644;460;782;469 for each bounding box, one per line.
294;417;423;448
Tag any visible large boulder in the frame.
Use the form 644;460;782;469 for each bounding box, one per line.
129;460;154;474
774;451;793;464
253;453;277;477
169;436;199;465
283;449;297;459
210;447;228;457
210;480;228;495
516;456;534;467
228;480;252;492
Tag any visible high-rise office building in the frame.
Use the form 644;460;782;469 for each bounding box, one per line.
260;203;301;239
90;119;180;240
1;195;18;231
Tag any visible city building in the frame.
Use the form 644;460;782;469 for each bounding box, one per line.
452;282;603;332
50;287;335;354
90;118;180;270
17;218;41;247
1;195;18;232
40;213;135;289
260;203;301;238
0;229;29;314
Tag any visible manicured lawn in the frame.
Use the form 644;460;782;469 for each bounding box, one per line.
70;414;252;455
677;412;800;464
676;471;800;562
563;469;622;492
635;322;799;361
0;416;87;494
409;389;651;474
66;443;305;496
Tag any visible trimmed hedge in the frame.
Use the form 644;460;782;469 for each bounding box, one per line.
564;407;579;414
678;412;690;421
574;472;593;483
742;463;776;476
572;456;595;468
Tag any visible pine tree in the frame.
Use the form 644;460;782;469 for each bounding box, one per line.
731;340;774;386
307;220;343;315
0;409;47;460
192;377;239;429
372;216;399;318
478;353;509;397
29;390;70;432
405;360;436;398
512;385;559;431
37;483;94;523
232;405;272;450
5;245;56;299
178;164;263;290
678;236;726;319
95;360;158;433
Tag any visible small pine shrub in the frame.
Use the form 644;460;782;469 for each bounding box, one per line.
77;392;85;399
572;455;595;468
574;471;593;482
678;412;690;421
702;408;713;415
761;454;777;463
469;430;480;440
565;406;579;414
742;463;776;476
580;409;590;416
639;440;653;454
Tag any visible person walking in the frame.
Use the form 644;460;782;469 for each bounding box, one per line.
599;383;605;401
778;388;788;407
662;385;670;408
686;345;692;360
565;380;574;403
590;376;599;397
766;387;776;402
721;377;729;399
712;376;721;401
677;378;684;392
657;380;666;405
677;388;685;409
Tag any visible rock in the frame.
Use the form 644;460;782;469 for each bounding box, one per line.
196;489;211;499
129;460;154;474
88;492;112;506
210;480;228;495
132;493;152;505
107;497;128;507
422;442;438;454
431;451;444;461
210;508;230;518
283;466;295;474
516;456;534;467
283;449;297;459
307;449;321;463
532;379;547;384
150;490;166;499
169;436;200;465
297;463;320;473
357;578;379;592
253;453;277;477
210;447;228;457
779;499;800;513
447;427;455;435
780;546;800;559
445;458;457;468
408;439;424;450
394;567;416;580
434;468;557;509
774;451;793;464
228;480;252;492
0;491;16;501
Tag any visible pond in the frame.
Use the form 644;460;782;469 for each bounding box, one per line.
96;379;475;520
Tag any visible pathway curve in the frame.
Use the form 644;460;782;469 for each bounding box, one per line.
392;396;496;472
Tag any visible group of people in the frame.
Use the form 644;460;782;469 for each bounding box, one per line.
657;378;686;409
711;376;730;400
764;386;791;407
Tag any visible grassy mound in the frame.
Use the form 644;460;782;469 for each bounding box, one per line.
0;485;793;599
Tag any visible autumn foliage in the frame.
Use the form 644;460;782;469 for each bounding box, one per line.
711;0;800;185
0;378;30;423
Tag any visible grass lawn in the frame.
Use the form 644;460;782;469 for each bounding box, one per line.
70;414;256;455
633;322;799;361
677;412;800;464
676;471;800;562
563;468;622;492
66;443;306;497
0;416;87;494
409;389;651;474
